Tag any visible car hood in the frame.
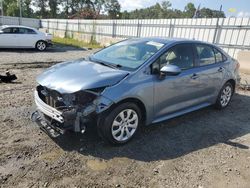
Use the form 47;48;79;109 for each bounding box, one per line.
37;59;129;94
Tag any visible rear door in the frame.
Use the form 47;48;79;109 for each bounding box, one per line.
194;44;226;102
18;28;38;47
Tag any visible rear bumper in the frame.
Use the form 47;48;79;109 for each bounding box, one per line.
46;40;53;47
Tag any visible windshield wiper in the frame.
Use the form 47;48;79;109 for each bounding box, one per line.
89;56;122;69
95;60;118;69
114;64;123;68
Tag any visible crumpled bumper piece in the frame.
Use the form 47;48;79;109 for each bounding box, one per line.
31;110;65;137
34;91;64;123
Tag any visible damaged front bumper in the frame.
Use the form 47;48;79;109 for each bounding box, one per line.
31;110;66;137
31;86;113;137
34;91;64;123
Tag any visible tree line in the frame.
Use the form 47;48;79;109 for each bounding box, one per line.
122;2;225;19
0;0;225;19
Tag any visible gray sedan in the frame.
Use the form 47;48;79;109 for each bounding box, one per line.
32;38;240;145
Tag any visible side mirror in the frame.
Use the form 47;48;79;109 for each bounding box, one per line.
159;64;181;78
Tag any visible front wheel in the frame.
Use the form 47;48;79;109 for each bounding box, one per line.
98;102;142;145
36;41;47;51
215;82;234;109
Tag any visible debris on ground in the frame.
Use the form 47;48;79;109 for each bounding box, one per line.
239;80;250;90
0;71;17;83
239;73;250;90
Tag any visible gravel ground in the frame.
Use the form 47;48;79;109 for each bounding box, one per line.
0;45;97;65
0;46;250;188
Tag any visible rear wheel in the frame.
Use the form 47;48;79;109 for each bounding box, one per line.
36;41;47;51
215;82;233;109
98;102;142;145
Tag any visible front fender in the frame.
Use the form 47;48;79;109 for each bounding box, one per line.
94;95;114;114
100;71;155;125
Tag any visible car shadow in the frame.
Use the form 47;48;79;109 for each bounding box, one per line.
0;45;88;53
51;93;250;162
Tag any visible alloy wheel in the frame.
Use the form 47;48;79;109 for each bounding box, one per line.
37;41;46;51
220;85;232;107
111;109;139;142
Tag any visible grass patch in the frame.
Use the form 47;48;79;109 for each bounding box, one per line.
53;37;102;49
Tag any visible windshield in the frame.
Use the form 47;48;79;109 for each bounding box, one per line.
91;39;165;71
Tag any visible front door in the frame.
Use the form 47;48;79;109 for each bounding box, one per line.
0;27;18;47
152;43;205;121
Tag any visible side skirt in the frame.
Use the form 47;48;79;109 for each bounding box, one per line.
151;102;211;124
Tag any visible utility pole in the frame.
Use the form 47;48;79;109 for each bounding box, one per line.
19;0;22;25
219;5;223;14
0;0;3;26
0;0;3;16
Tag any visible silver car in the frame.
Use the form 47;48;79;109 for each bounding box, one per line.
32;38;240;145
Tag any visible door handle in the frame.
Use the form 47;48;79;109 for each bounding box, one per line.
191;73;199;80
218;67;224;72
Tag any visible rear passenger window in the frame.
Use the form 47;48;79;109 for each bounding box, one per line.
20;28;36;34
196;44;216;66
214;48;226;63
18;28;27;34
27;29;36;34
12;28;19;34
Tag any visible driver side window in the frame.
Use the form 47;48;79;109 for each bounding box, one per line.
151;44;194;74
2;28;12;33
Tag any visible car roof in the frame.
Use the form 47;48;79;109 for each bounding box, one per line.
1;25;36;30
132;37;214;46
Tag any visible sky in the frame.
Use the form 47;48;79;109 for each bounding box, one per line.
119;0;250;17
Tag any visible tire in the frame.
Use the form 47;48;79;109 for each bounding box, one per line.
97;102;142;145
215;82;234;109
36;41;47;51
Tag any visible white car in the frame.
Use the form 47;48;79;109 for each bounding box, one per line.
0;25;53;51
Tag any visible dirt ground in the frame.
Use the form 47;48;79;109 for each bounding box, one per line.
0;46;250;188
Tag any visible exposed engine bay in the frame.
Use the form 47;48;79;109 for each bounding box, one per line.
31;85;113;137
